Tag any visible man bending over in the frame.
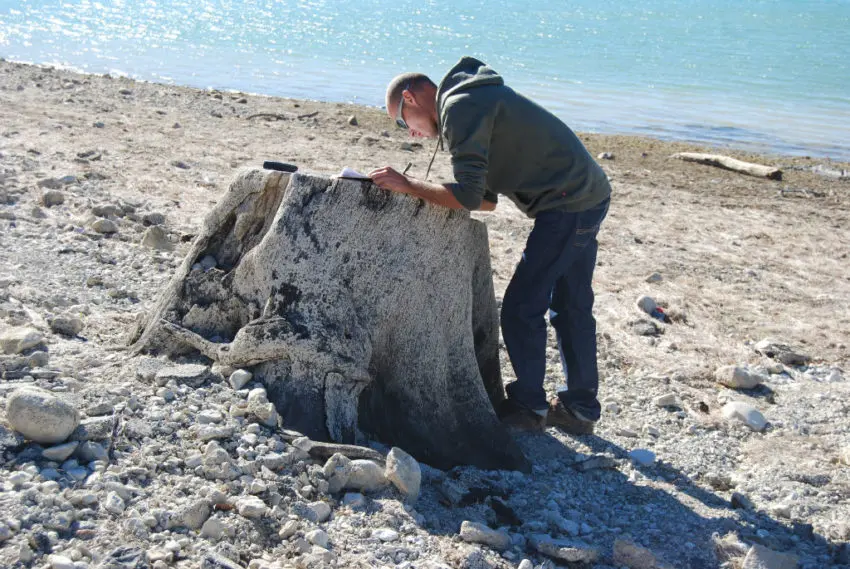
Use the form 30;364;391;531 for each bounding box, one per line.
369;57;611;434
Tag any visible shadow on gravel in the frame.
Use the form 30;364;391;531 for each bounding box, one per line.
413;429;841;568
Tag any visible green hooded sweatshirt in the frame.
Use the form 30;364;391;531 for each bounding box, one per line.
436;56;611;216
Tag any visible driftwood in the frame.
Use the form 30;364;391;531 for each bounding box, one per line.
130;169;529;472
672;152;782;180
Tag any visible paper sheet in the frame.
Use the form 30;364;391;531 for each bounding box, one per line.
336;167;370;179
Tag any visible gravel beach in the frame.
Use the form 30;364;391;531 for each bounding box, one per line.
1;59;849;569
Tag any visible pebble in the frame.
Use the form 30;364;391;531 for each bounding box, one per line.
343;459;389;492
154;364;210;387
612;539;660;569
141;226;174;251
372;528;399;542
48;316;84;337
278;520;299;540
70;417;115;441
41;190;65;207
629;449;656;467
342;493;365;508
385;447;421;502
1;327;44;354
229;369;252;390
517;560;533;569
306;529;329;548
47;554;76;569
644;425;661;437
199;519;229;541
168;501;211;530
104;491;126;514
91;219;118;234
42;441;80;462
575;454;618;472
645;272;663;283
236;496;267;518
754;339;810;366
347;115;358;126
715;365;765;389
597;152;615;160
76;441;108;462
324;453;353;494
6;387;80;444
528;535;599;564
635;295;657;314
742;544;798;569
460;521;511;551
143;212;166;225
731;492;754;510
722;401;767;432
653;393;678;407
307;501;332;523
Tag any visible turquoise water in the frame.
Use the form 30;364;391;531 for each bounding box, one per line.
2;0;849;159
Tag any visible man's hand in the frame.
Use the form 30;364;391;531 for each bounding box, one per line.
368;167;413;194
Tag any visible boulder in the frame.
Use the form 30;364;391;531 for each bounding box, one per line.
6;387;80;444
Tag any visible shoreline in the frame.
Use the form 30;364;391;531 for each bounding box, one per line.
3;57;849;164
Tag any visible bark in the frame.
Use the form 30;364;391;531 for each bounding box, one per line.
130;169;529;472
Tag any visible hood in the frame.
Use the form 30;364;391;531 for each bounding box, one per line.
436;56;505;113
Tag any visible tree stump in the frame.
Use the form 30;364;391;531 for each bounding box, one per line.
130;169;529;472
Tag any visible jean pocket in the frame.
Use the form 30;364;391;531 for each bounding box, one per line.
574;199;609;247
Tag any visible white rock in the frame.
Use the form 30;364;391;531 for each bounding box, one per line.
635;295;657;315
168;501;210;530
306;529;329;548
653;393;678;407
278;520;299;540
48;555;76;569
229;369;253;390
529;535;599;563
722;401;767;432
342;493;365;508
42;441;80;462
0;523;12;542
141;226;174;251
104;491;126;514
7;387;80;444
1;327;44;354
715;365;765;389
459;521;511;551
517;560;533;569
236;495;267;518
629;449;656;467
344;459;387;492
742;544;798;569
76;441;108;463
154;364;209;387
92;218;118;234
305;501;331;523
201;518;232;540
324;453;352;494
385;447;421;502
198;410;224;424
372;528;399;542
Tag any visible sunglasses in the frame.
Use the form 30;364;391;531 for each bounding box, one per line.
396;82;410;129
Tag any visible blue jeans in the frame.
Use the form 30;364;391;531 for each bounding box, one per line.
501;198;609;421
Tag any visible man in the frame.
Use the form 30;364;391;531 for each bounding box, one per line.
368;56;610;434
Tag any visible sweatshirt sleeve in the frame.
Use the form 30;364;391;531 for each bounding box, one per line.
442;97;497;210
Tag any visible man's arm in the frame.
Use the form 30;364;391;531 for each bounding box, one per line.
368;167;496;211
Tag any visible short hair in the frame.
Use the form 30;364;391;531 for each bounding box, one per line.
385;73;436;111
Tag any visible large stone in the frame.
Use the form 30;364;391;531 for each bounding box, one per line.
528;535;599;564
42;441;79;462
235;495;267;518
715;365;765;389
69;416;115;441
48;316;84;337
154;364;210;387
742;544;798;569
722;401;767;432
6;387;80;444
459;521;511;551
41;190;65;207
130;170;528;472
1;327;44;354
344;459;387;492
385;447;421;502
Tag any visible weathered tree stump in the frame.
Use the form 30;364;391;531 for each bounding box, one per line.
130;169;529;472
